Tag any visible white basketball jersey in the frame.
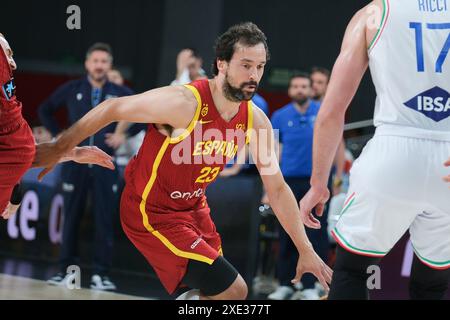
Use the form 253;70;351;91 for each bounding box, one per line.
369;0;450;132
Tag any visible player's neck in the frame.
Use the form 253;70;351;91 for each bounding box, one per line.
209;78;241;122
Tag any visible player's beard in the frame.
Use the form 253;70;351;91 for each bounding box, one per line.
223;72;258;103
292;94;309;106
90;69;107;83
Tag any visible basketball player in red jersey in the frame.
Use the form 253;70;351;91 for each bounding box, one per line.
0;33;115;219
34;23;332;300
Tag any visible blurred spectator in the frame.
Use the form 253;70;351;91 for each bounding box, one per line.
327;148;354;243
23;126;62;187
267;73;330;300
332;140;346;196
32;126;53;144
252;92;269;116
170;48;206;86
105;68;146;160
311;66;330;102
38;43;133;291
311;66;345;195
107;68;125;86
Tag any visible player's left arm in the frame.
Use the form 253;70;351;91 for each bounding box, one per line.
2;146;113;218
249;107;333;289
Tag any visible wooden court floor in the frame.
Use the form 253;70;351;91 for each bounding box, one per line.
0;274;150;300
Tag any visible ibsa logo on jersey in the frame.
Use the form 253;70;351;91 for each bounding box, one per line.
404;86;450;122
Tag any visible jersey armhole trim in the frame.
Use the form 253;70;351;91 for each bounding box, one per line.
368;0;390;53
168;84;202;144
246;101;254;145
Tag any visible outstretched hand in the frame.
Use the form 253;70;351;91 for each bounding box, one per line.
1;202;20;220
292;248;333;292
299;186;330;229
68;146;115;168
34;144;115;181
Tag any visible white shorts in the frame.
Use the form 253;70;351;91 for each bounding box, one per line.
332;127;450;270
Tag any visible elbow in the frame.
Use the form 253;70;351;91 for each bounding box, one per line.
100;97;122;123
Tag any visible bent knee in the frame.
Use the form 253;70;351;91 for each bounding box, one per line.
227;275;248;300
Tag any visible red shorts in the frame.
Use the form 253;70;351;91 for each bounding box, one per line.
120;186;222;294
0;115;35;212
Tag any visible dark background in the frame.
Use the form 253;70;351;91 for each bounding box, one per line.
1;0;375;123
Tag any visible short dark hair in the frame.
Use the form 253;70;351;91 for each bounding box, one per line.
212;22;270;76
311;66;330;81
86;42;113;61
184;47;202;60
288;72;311;87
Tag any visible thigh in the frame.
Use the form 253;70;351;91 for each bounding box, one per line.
333;136;423;257
120;193;221;294
411;140;450;269
410;208;450;270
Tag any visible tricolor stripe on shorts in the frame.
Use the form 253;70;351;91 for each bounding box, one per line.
332;193;387;258
412;244;450;270
331;228;387;258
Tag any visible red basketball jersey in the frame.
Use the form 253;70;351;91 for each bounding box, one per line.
124;79;253;216
0;46;22;127
0;46;35;212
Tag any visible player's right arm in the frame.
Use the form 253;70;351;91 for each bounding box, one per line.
33;85;197;170
299;1;381;228
249;107;333;290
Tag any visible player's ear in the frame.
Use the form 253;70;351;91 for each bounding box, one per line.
217;59;227;74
